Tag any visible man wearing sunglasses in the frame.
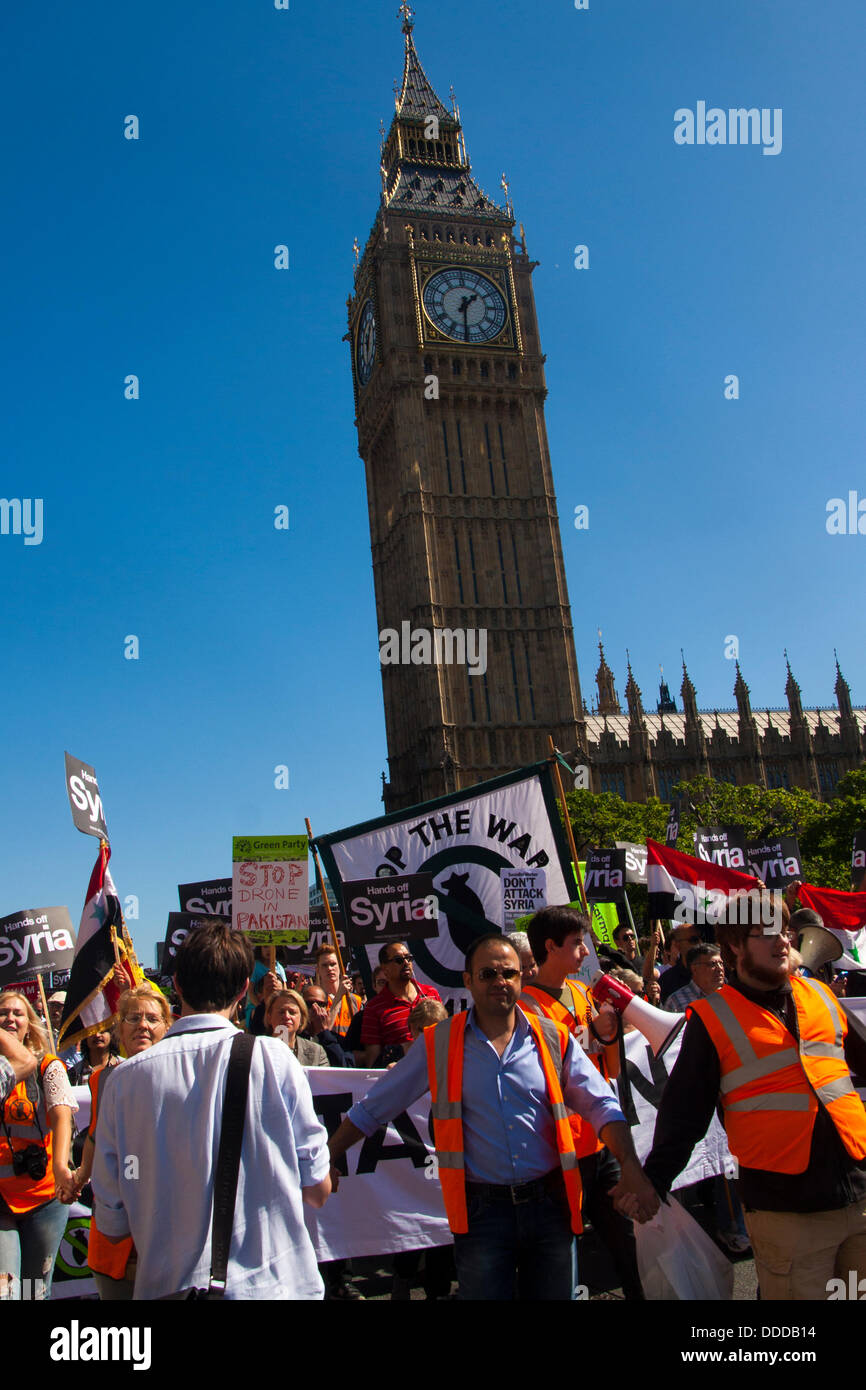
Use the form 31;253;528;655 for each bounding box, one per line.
358;942;441;1068
643;896;866;1300
327;933;659;1299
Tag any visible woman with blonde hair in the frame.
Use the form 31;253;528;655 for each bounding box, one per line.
62;983;172;1299
265;990;328;1067
0;990;78;1300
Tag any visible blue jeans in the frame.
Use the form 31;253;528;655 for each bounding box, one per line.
454;1178;578;1300
0;1198;69;1300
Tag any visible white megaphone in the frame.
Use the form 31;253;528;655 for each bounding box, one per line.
592;973;686;1058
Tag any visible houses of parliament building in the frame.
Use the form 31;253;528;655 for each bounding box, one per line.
346;10;863;811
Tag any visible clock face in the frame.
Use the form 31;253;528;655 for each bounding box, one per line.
422;268;508;344
356;299;376;386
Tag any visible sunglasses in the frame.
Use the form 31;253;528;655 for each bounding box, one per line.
386;954;413;964
477;966;520;982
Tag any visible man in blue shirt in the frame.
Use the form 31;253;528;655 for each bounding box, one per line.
327;934;658;1299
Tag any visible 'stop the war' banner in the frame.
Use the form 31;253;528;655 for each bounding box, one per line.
315;764;576;1006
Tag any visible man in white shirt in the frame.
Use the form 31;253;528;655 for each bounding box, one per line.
92;923;330;1299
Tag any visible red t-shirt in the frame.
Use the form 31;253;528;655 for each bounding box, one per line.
360;983;442;1047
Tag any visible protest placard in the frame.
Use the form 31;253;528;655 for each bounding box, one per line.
232;835;309;943
178;878;232;918
583;849;627;904
0;907;76;988
161;913;214;971
342;874;438;945
501;868;546;929
616;840;648;885
693;824;748;870
746;835;803;887
64;752;109;841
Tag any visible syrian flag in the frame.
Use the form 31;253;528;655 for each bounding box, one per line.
57;842;141;1051
797;883;866;971
647;838;767;928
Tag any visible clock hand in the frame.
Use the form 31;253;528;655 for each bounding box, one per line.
459;293;478;342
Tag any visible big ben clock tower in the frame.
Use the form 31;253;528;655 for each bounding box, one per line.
349;6;587;812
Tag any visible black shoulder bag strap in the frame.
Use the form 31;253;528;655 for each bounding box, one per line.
206;1031;255;1297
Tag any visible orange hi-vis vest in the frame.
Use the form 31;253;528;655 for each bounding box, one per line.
0;1055;58;1214
329;992;361;1037
86;1065;135;1281
689;976;866;1174
424;1009;584;1235
520;980;605;1158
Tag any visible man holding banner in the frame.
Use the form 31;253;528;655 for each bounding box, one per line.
327;934;659;1300
643;893;866;1301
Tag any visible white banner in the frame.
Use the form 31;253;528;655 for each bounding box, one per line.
304;1067;451;1262
619;1029;735;1189
320;768;573;1006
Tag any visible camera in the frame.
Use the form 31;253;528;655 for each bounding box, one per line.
12;1144;48;1181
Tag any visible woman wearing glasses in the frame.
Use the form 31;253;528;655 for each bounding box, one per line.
63;984;172;1299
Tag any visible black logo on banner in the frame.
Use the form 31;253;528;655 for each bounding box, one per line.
64;752;109;841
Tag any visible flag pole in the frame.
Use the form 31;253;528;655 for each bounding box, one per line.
305;818;347;977
547;736;588;914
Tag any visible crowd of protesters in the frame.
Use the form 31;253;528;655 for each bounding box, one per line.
1;882;865;1302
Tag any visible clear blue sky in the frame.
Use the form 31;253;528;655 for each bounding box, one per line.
2;0;863;966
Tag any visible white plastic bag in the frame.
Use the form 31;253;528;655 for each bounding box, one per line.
634;1197;734;1300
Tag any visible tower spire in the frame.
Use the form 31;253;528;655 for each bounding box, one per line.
835;649;854;722
595;634;621;716
785;650;804;720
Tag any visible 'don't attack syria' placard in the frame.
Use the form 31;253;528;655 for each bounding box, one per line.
501;869;546;930
232;835;309;944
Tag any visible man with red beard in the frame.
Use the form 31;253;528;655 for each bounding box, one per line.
642;894;866;1300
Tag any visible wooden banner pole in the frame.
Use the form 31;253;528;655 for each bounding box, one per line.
37;974;56;1053
305;818;346;977
548;736;588;914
